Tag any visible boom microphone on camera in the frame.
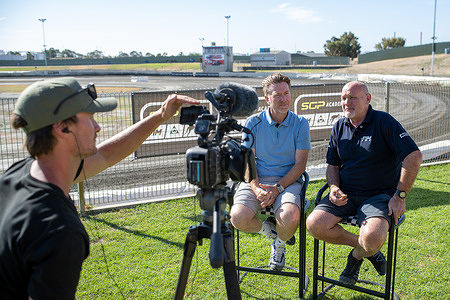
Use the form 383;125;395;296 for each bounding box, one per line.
213;82;259;117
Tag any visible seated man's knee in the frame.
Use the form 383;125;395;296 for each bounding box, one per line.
306;211;329;238
359;218;389;254
306;213;319;236
359;235;386;255
230;204;254;229
277;203;300;225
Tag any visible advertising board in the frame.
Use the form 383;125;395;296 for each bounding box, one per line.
131;84;345;158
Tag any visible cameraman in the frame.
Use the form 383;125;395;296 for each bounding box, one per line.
230;73;310;271
0;77;199;300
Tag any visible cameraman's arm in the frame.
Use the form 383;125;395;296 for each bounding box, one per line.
78;94;199;182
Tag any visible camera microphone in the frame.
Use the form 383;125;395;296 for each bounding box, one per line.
214;82;259;117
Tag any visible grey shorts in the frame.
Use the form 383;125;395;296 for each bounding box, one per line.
315;193;392;227
233;176;302;214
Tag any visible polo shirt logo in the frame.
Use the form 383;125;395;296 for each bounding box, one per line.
399;132;409;138
360;136;372;142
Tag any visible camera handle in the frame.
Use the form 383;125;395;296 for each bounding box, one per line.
174;187;241;300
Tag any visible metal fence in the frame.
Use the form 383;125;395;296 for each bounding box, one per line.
1;82;449;211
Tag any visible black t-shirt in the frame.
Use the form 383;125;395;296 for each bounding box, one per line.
326;105;419;197
0;157;90;300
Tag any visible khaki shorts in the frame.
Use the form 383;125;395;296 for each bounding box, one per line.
233;176;302;214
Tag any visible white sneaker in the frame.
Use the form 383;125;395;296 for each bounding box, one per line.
261;217;277;240
269;239;286;271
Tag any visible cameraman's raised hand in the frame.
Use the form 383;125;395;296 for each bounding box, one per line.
81;94;200;181
159;94;200;121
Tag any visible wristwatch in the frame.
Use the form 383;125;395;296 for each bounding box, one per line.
395;190;407;199
276;183;285;194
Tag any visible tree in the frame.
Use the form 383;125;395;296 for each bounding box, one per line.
129;51;142;57
26;52;34;60
61;49;81;58
118;52;129;58
47;47;61;58
86;50;104;59
375;37;406;50
324;32;361;59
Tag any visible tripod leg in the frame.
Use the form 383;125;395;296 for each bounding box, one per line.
222;229;242;300
174;226;198;300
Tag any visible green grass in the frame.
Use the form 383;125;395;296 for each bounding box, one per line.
106;63;201;71
76;163;449;299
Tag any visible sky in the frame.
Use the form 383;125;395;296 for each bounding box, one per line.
1;0;449;57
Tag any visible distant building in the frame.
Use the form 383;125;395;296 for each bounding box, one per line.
34;53;46;60
0;50;46;61
0;50;26;61
291;52;349;66
201;45;233;72
250;49;291;66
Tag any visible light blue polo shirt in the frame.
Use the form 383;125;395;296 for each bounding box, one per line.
242;110;311;177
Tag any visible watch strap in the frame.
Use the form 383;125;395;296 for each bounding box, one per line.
276;183;285;193
395;189;407;199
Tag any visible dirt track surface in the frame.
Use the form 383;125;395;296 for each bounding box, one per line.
0;75;346;97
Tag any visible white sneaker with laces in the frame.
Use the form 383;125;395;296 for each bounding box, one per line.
269;239;286;271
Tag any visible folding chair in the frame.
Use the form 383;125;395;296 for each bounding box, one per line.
312;183;405;300
234;171;310;298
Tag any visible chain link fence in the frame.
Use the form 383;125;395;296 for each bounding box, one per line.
1;82;449;210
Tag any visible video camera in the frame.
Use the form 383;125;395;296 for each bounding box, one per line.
180;82;258;193
175;83;259;280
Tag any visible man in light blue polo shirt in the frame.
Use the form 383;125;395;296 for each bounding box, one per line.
230;73;311;271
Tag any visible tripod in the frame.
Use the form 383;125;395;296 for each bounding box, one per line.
174;187;242;300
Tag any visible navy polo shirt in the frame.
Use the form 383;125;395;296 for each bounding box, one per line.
326;105;419;197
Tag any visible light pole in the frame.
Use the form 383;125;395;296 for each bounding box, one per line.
431;0;437;76
199;37;204;47
38;18;48;71
225;16;231;47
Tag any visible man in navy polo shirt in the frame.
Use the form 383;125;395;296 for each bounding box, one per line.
230;73;311;271
306;81;422;285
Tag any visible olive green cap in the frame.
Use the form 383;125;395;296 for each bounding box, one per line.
14;77;117;133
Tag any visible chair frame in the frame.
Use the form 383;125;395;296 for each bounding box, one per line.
234;171;310;298
312;183;404;300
